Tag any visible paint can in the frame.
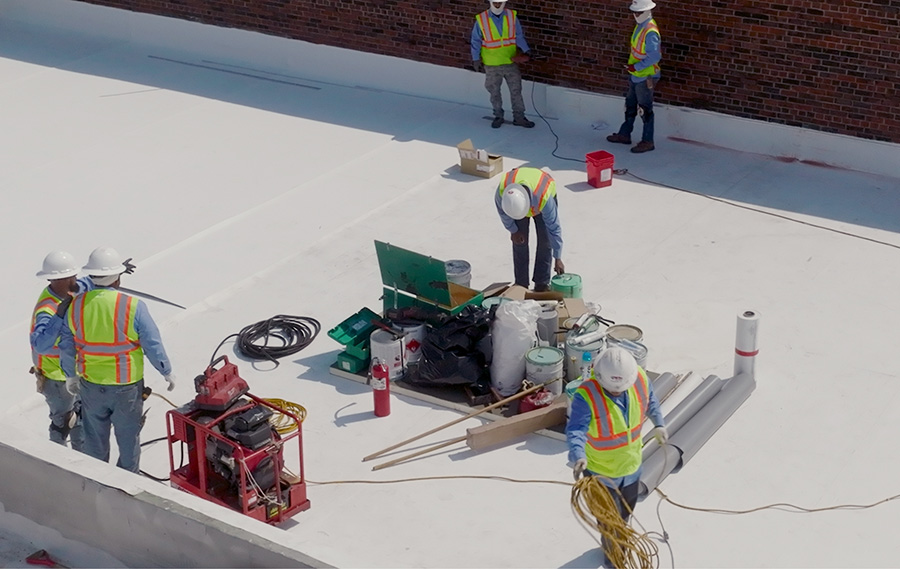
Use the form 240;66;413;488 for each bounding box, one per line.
564;335;605;383
525;347;564;396
565;378;583;417
369;329;405;381
550;273;582;298
607;337;648;370
606;324;643;343
396;321;426;365
445;260;472;288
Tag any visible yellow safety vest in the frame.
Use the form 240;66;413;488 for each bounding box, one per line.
628;20;660;78
31;288;66;381
575;368;650;478
66;289;144;385
477;9;518;66
498;167;556;217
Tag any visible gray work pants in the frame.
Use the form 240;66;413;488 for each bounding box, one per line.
42;376;84;451
80;378;144;473
484;63;527;120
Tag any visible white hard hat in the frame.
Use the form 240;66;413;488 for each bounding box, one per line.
597;347;638;393
36;251;78;279
501;183;531;219
630;0;656;11
82;246;126;277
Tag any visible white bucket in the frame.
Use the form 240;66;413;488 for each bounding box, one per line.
370;329;405;381
396;321;426;365
525;347;564;396
565;378;583;417
606;324;643;343
563;318;605;382
445;260;472;288
608;337;648;370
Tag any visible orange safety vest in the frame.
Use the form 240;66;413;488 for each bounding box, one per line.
66;289;144;385
575;368;650;477
31;288;66;380
498;167;556;217
628;20;660;78
477;9;518;66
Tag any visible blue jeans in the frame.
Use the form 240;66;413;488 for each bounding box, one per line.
42;377;83;451
616;77;656;143
80;379;144;473
513;208;552;289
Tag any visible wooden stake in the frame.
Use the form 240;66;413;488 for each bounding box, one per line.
371;435;467;471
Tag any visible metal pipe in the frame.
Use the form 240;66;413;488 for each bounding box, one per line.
734;310;760;380
641;374;724;462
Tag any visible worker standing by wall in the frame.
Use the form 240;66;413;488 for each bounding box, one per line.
30;251;95;451
606;0;662;154
58;246;175;473
471;0;535;129
566;347;668;568
494;167;564;292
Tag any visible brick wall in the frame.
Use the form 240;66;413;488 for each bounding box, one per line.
77;0;900;143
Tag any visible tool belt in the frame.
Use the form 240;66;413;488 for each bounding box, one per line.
30;366;48;394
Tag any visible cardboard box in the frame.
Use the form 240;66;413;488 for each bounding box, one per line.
457;139;503;178
496;285;587;345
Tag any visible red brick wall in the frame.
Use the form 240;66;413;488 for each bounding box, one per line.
77;0;900;143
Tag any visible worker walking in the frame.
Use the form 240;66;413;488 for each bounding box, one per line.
30;251;95;451
606;0;662;154
495;167;564;292
566;347;668;568
471;0;535;129
58;246;175;473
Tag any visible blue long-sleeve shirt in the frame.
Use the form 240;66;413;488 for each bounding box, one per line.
58;287;172;379
30;277;94;355
495;184;564;259
566;377;665;487
470;10;530;62
631;20;661;83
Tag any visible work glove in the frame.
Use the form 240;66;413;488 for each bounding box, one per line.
65;376;80;395
472;60;484;73
554;258;565;275
652;425;669;445
56;295;73;319
573;458;587;481
163;373;176;392
625;63;637;73
123;257;137;275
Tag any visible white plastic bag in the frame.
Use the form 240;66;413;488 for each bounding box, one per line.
490;300;541;396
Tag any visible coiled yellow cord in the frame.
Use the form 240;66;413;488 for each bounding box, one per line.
571;476;659;569
263;398;307;434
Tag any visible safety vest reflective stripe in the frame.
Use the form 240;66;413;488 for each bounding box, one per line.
499;168;557;217
530;173;553;216
628;20;660;77
69;290;143;385
579;369;650;451
31;290;64;379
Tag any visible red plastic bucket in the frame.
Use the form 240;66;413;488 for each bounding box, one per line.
585;150;615;188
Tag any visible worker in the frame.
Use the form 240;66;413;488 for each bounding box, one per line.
566;346;668;568
471;0;535;129
606;0;662;154
30;251;96;451
58;246;174;473
494;166;564;292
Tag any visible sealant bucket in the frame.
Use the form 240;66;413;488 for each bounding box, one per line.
586;150;615;188
606;324;643;343
370;329;405;381
396;321;426;365
525;346;564;396
565;336;605;383
445;260;472;288
551;273;582;298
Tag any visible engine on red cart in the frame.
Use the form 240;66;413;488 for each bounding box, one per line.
166;356;310;524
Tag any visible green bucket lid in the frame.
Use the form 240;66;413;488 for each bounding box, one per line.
525;346;564;365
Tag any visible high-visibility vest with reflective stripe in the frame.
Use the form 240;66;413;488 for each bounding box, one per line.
628;20;660;78
576;367;650;477
477;9;518;66
66;289;143;385
498;168;556;217
31;288;66;381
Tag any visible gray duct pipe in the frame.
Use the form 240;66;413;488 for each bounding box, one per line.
650;372;679;404
639;442;681;499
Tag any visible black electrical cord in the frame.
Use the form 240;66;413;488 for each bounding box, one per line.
209;314;322;367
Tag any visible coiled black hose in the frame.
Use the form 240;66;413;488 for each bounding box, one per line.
210;314;321;367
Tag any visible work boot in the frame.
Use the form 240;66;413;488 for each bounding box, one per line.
513;116;535;128
631;140;655;153
606;133;631;144
533;283;551;292
491;116;504;128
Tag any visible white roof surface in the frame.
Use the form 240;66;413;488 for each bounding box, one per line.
2;2;900;567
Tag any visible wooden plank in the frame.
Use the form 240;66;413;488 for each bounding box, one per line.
465;397;568;451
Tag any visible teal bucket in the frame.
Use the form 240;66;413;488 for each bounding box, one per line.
551;273;582;298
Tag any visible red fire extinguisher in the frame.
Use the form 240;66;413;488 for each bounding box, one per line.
371;358;391;417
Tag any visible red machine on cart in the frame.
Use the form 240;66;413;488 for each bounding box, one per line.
166;356;310;525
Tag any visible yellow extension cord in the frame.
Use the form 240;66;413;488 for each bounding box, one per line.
262;398;307;434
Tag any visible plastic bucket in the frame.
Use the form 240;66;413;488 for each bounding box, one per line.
586;150;615;188
525;347;564;396
370;329;405;381
606;324;643;343
445;260;472;288
550;273;582;298
396;321;426;365
565;336;605;383
565;378;583;417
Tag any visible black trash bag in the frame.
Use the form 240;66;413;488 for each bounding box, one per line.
408;305;492;386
